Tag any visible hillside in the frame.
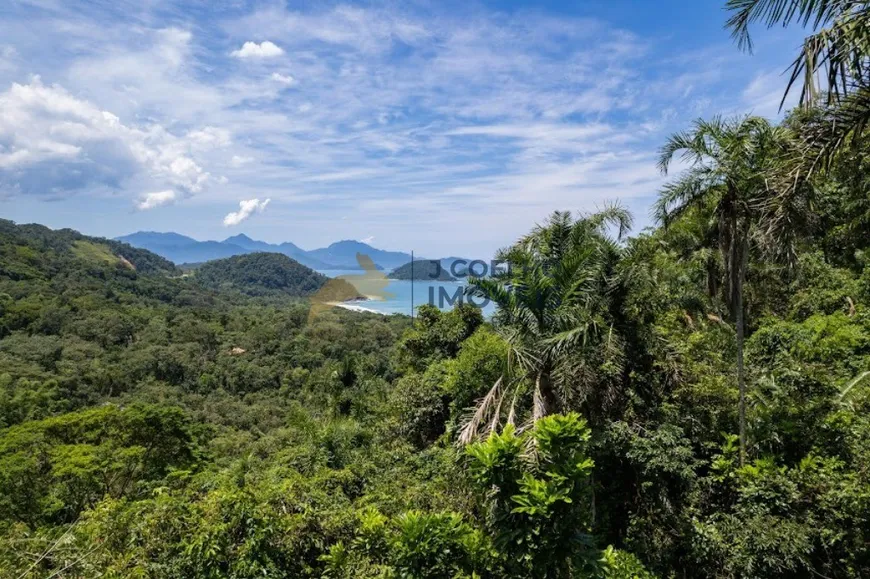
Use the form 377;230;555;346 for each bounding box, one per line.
0;218;420;578
0;219;179;279
192;252;359;298
0;220;224;335
389;259;457;281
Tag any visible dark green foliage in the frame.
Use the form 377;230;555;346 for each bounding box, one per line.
193;252;348;297
467;413;599;578
443;326;509;425
321;414;649;579
397;303;483;372
0;404;198;526
0;218;179;277
392;365;451;448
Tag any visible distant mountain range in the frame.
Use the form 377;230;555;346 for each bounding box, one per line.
115;232;420;271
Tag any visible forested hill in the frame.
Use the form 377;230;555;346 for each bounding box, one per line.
0;218;179;278
192;252;358;298
389;259;457;281
0;218;219;341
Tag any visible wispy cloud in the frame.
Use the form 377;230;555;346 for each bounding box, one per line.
230;155;254;167
742;70;798;118
0;1;799;254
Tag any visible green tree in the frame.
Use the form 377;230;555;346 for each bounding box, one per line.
0;404;198;526
443;327;510;426
462;207;632;442
466;413;599;578
398;304;483;373
655;115;813;464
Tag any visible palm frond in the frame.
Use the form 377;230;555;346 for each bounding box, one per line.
532;377;548;422
658;129;701;174
584;202;635;240
799;83;870;168
728;0;870;119
506;390;519;427
727;0;853;52
838;370;870;401
783;9;870;107
653;171;721;226
458;376;505;445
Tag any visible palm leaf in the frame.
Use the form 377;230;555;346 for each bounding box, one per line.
838;370;870;401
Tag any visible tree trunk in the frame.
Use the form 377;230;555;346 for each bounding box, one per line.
736;269;746;467
534;368;559;421
724;200;749;468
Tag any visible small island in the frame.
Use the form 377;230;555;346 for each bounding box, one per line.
388;259;456;281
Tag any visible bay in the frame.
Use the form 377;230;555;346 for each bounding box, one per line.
317;269;496;317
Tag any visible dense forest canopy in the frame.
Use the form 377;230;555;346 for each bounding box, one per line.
192;252;359;298
2;2;870;577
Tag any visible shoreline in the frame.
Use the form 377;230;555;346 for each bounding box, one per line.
325;299;389;315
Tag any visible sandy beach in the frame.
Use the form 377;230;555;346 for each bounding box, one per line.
325;300;388;315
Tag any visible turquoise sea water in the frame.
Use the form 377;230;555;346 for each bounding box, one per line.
318;269;497;317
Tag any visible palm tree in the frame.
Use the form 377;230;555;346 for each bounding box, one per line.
458;206;632;443
655;115;814;465
726;0;870;163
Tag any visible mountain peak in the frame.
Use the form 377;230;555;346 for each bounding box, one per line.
223;233;255;243
116;231;199;245
330;239;373;249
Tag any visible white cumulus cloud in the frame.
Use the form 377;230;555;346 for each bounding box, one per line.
231;41;284;59
167;157;208;191
223;198;271;226
270;72;296;85
0;78;214;195
136;190;177;210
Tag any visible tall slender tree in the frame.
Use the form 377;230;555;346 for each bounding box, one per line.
459;206;632;443
655;115;814;464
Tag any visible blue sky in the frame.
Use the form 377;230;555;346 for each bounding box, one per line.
0;0;804;256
